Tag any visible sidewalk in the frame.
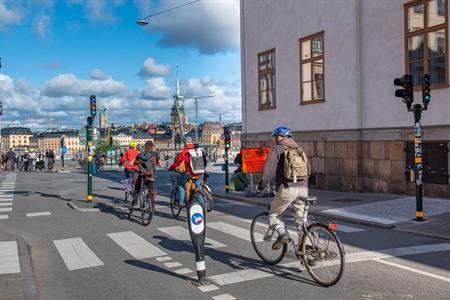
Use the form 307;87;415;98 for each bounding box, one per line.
212;186;450;241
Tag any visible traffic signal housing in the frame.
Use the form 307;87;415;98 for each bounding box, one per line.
422;74;431;107
394;74;414;109
224;127;231;151
90;95;97;117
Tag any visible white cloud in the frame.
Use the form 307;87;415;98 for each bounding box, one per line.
0;1;23;32
34;14;52;37
147;0;240;54
141;77;172;100
41;73;127;97
90;68;109;81
138;57;171;78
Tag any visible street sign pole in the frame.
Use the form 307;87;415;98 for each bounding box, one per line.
414;105;424;221
187;198;209;286
87;120;93;202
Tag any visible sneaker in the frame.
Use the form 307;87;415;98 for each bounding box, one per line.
272;233;289;250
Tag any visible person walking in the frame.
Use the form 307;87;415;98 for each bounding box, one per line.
6;148;15;171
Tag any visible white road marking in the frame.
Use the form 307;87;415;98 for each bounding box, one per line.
156;256;172;262
158;226;227;249
208;221;251;241
107;231;167;259
26;212;52;217
0;241;21;274
53;238;104;271
321;209;397;225
0;197;13;200
0;208;12;212
213;294;237;300
164;261;182;268
210;243;450;286
334;224;365;233
0;203;12;206
197;284;219;292
0;215;9;219
174;268;193;275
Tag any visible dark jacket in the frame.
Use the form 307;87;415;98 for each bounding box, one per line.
259;137;310;189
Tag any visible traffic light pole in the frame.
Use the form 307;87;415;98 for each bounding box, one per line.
413;104;424;221
224;151;229;193
87;121;93;202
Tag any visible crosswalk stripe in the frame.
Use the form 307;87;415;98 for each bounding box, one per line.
0;241;21;274
213;294;237;300
0;203;12;206
0;215;8;220
164;261;182;268
0;208;12;212
158;226;226;249
210;268;273;286
26;212;52;217
54;238;104;271
107;231;167;259
174;268;193;275
0;198;13;202
208;221;251;241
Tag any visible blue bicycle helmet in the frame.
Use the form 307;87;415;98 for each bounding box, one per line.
271;126;292;137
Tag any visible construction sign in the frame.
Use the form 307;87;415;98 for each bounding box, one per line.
242;148;271;173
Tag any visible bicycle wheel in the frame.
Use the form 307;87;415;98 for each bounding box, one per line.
141;192;154;226
170;188;182;217
203;187;213;212
300;223;345;287
250;212;287;265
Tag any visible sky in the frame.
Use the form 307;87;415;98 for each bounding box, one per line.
0;0;241;131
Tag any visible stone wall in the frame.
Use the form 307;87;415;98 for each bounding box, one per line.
242;126;450;199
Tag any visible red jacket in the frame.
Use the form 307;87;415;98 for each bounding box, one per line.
120;148;139;171
169;144;201;177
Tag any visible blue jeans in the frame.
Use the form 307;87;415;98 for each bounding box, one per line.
178;177;204;206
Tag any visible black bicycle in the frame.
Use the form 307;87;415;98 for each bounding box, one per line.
170;174;210;217
128;172;155;226
250;196;345;287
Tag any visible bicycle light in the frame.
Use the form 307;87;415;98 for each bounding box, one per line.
328;223;337;231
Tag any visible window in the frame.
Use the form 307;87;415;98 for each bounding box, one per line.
258;49;276;110
405;0;448;87
299;32;324;104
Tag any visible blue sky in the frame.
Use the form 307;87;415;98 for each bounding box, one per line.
0;0;241;130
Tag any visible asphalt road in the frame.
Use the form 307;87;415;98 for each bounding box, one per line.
1;162;450;300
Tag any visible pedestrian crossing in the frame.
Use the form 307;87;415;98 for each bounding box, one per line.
0;174;16;220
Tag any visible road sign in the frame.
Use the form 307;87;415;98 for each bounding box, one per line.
61;146;68;155
241;148;271;173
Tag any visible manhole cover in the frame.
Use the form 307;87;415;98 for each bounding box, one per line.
331;198;364;203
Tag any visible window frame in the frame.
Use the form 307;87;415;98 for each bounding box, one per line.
404;0;449;90
257;48;277;110
299;31;325;105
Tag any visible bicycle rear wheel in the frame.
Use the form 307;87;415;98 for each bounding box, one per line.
170;188;182;217
250;212;287;265
300;223;345;287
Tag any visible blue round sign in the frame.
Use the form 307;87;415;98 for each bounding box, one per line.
191;212;203;226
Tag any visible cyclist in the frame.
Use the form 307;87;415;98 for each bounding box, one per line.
131;141;161;207
118;140;140;189
169;138;206;207
256;126;310;250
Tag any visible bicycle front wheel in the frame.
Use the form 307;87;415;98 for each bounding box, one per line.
170;188;182;217
300;223;345;287
250;212;287;265
141;193;154;226
203;187;213;212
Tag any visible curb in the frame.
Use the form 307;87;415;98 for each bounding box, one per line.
213;192;396;229
67;201;101;212
0;230;38;300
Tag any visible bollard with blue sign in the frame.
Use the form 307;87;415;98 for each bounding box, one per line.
187;199;210;286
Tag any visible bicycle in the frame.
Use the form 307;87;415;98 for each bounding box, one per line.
170;174;209;217
123;172;137;203
250;196;345;287
128;171;156;226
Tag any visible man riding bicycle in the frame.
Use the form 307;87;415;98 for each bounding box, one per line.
131;141;161;207
169;138;207;207
257;126;310;250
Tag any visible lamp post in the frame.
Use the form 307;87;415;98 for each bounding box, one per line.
185;94;215;143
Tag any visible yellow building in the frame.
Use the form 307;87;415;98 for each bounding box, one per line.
1;127;33;150
41;131;82;156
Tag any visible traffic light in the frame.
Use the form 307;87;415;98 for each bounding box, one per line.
422;74;431;106
90;95;97;117
394;74;414;109
87;116;94;126
109;136;113;147
224;127;231;151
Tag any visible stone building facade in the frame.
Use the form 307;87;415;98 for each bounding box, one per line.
241;0;450;198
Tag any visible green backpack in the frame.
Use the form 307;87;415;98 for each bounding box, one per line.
283;147;308;181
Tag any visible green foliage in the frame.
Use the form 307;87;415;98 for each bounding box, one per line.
95;139;120;153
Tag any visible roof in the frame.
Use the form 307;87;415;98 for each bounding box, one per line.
2;127;33;136
41;130;79;138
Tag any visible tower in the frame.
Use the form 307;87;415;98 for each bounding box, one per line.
99;106;107;129
170;66;186;126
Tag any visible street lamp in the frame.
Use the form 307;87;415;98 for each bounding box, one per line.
136;0;200;25
185;94;215;143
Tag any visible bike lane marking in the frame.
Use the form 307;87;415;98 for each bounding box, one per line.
53;238;104;271
158;226;227;249
107;231;167;259
26;212;52;217
0;215;9;219
0;241;21;274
